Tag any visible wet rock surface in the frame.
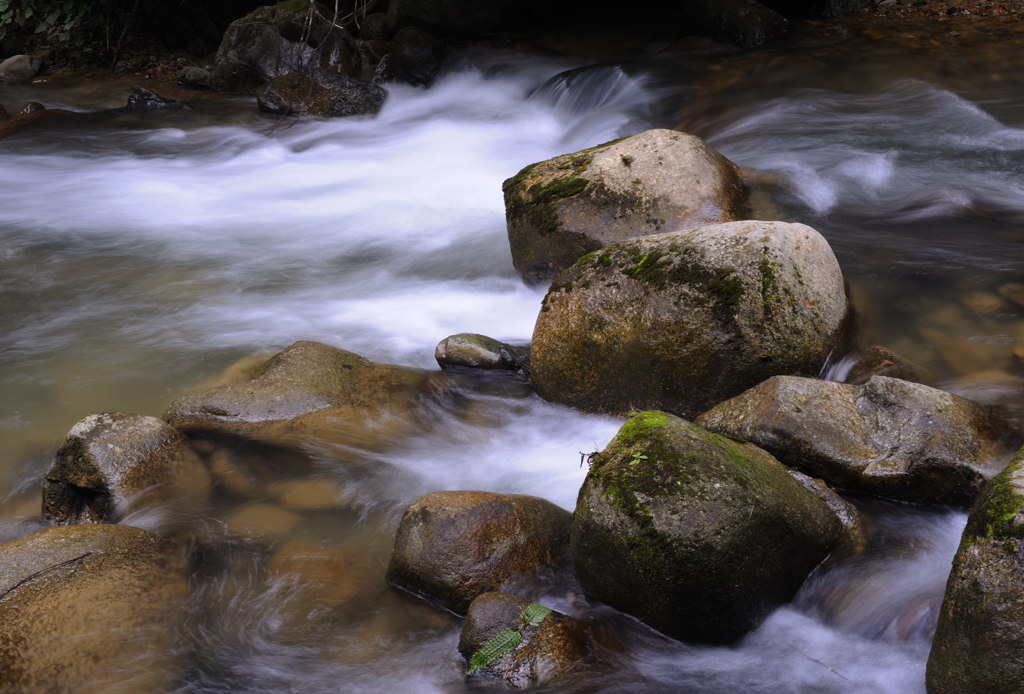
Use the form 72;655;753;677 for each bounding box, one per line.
256;70;386;117
42;412;210;524
696;375;1020;506
532;220;851;418
0;524;188;691
386;491;572;615
926;445;1024;693
571;411;843;644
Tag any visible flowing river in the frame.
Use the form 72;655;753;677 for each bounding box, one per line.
1;15;1022;693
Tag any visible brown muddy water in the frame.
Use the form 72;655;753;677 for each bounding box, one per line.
1;14;1023;693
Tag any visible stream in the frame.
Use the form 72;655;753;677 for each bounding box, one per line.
2;16;1023;693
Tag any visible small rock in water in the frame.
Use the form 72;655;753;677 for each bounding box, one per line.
434;333;530;372
125;85;188;110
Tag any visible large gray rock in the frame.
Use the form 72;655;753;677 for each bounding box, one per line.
256;70;386;117
0;54;42;82
42;412;211;524
210;3;360;92
0;524;188;691
926;446;1024;693
459;592;587;688
531;220;851;419
696;375;1020;506
386;491;571;615
163;341;457;450
571;411;843;644
503;129;748;285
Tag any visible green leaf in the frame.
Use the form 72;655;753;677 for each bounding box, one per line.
466;627;523;676
521;602;552;628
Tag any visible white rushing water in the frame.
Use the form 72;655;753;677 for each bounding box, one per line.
1;42;1022;693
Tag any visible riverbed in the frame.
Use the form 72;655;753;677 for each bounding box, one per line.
1;14;1022;693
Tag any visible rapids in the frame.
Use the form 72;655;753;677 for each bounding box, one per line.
2;18;1023;693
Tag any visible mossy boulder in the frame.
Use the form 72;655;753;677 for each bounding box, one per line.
571;411;843;645
42;412;211;524
0;524;188;691
256;70;386;117
163;341;457;451
926;446;1024;693
696;375;1020;506
531;220;851;418
503;129;748;285
386;491;571;615
211;2;360;92
459;592;587;688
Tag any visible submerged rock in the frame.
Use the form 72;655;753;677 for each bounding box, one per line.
257;70;386;117
833;344;933;385
125;85;188;110
926;446;1024;693
531;220;851;418
434;333;529;373
571;411;843;645
503;129;748;285
42;412;211;524
696;375;1020;506
386;491;571;615
460;592;587;688
163;341;458;451
0;524;187;691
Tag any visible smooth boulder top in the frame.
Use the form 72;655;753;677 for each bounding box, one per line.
531;220;851;419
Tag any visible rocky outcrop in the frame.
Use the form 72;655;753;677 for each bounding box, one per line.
256;70;386;117
434;333;529;373
42;412;211;524
571;411;843;644
696;375;1020;506
388;26;446;86
503;129;748;285
162;341;458;451
926;446;1024;693
459;592;587;688
386;491;571;615
531;220;851;418
210;3;362;92
0;524;188;691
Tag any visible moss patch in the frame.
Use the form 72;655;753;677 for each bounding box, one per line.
964;448;1024;546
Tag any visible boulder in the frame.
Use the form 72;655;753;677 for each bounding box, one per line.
531;220;851;418
696;375;1020;506
434;333;529;373
162;341;457;450
460;592;587;688
572;411;843;644
0;54;42;82
0;524;188;691
210;2;360;92
386;491;571;615
926;446;1024;693
256;70;386;117
676;0;789;48
388;26;446;86
42;412;211;524
503;129;748;285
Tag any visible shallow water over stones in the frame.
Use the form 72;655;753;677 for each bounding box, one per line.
1;16;1023;693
